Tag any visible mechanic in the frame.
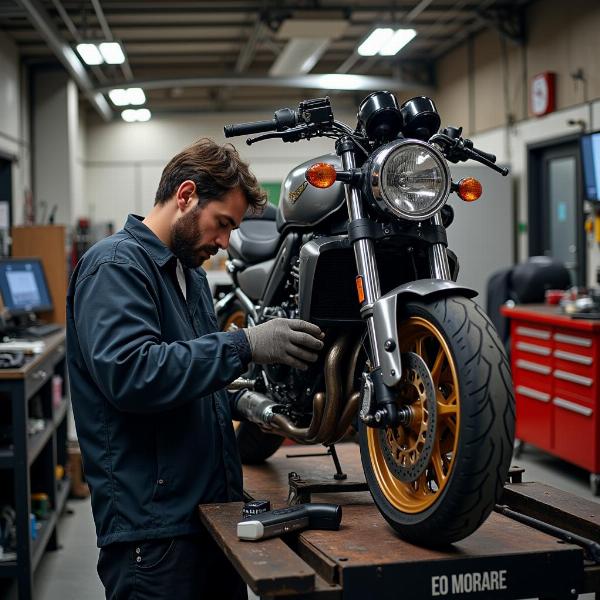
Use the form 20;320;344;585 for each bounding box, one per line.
66;138;324;599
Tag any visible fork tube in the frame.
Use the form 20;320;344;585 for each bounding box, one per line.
429;212;452;280
340;143;382;367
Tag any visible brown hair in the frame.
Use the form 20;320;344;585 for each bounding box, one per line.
154;138;267;212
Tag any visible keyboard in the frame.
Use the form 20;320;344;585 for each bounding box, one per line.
25;323;63;337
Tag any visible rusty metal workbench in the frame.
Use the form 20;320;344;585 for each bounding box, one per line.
199;443;600;600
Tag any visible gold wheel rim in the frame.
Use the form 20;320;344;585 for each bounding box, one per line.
367;316;460;513
223;309;246;332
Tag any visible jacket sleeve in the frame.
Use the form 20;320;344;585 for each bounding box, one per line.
72;259;247;414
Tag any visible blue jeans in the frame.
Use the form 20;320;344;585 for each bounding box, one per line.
97;533;247;599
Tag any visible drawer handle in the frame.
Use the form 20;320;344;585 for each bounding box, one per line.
515;359;551;375
515;326;551;340
554;370;593;387
554;333;592;347
516;385;550;402
515;342;551;356
553;349;593;365
553;397;593;417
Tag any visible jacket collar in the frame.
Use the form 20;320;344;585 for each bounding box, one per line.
124;214;175;268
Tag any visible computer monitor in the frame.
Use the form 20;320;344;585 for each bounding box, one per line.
580;130;600;202
0;258;53;316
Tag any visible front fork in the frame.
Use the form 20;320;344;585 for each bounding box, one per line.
339;139;451;428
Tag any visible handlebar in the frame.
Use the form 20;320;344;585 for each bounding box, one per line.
472;147;496;163
224;107;299;139
224;119;278;138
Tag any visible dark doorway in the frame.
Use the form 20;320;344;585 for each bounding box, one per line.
528;135;585;286
0;158;12;256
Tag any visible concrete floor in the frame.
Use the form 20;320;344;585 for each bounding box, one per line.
1;443;598;600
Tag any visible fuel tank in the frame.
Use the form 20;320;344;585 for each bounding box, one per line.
276;153;345;231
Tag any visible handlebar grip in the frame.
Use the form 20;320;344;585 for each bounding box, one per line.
473;147;496;163
224;119;275;138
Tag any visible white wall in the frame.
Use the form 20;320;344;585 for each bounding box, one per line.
0;30;30;228
33;70;81;227
84;109;357;228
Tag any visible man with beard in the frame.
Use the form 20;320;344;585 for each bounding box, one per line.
66;138;324;599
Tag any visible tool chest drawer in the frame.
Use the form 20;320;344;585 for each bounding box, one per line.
503;304;600;485
552;391;597;471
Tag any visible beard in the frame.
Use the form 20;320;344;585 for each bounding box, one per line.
170;207;218;269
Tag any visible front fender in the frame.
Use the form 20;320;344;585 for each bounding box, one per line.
372;279;477;387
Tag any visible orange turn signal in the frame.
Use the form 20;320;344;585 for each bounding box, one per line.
306;163;337;188
457;177;483;202
355;276;365;304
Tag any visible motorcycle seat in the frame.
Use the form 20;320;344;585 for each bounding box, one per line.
229;219;280;264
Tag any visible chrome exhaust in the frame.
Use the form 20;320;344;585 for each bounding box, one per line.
239;333;362;445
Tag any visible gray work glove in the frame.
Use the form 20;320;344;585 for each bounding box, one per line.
243;318;324;370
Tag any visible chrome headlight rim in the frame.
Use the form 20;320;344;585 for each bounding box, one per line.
369;139;451;221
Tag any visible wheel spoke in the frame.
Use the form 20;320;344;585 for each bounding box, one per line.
430;348;445;384
431;439;446;486
414;334;429;364
437;401;458;417
443;417;457;436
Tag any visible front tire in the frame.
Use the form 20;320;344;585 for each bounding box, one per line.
359;295;515;545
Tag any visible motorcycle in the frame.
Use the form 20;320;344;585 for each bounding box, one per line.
218;92;515;545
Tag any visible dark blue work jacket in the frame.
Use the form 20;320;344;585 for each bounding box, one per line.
66;214;251;547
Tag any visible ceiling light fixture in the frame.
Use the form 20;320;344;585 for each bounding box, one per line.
110;88;146;106
76;41;126;66
379;29;417;55
99;42;126;64
357;27;417;56
126;88;146;105
76;43;103;65
121;108;152;122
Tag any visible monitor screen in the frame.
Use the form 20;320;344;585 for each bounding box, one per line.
580;131;600;201
0;258;53;315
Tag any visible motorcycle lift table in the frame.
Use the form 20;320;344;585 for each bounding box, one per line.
198;443;600;600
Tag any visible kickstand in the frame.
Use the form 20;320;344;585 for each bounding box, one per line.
328;444;347;481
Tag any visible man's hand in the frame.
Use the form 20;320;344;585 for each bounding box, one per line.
243;318;324;370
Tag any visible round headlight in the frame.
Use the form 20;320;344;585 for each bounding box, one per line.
368;140;450;220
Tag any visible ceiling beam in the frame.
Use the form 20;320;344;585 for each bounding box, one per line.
15;0;112;121
96;73;430;94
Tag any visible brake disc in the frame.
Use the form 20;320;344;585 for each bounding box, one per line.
378;351;438;483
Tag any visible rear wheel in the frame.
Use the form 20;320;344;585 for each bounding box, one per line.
359;295;515;545
218;299;247;332
235;422;285;465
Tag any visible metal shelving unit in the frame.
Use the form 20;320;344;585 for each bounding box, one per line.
0;331;68;600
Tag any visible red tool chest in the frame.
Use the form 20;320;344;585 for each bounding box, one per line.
501;304;600;495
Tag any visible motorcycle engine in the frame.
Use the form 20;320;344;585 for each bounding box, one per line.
259;258;321;414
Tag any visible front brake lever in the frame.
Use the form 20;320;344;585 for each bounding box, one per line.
246;131;285;145
247;124;321;146
465;149;509;176
429;133;508;176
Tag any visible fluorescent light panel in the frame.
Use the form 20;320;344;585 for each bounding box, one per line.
357;27;417;56
121;108;151;122
109;88;145;107
99;42;125;64
127;88;146;105
76;43;103;65
76;41;126;65
380;29;417;55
